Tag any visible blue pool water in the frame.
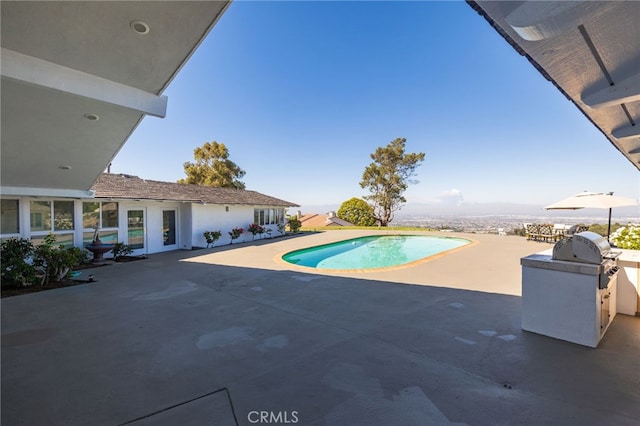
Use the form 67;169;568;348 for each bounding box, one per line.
282;235;471;270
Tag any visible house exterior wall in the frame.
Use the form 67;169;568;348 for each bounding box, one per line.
1;196;289;254
191;203;253;247
190;204;287;248
0;197;183;255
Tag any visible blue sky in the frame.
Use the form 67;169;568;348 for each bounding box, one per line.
113;1;639;213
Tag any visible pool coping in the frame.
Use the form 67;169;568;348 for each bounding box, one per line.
275;233;479;273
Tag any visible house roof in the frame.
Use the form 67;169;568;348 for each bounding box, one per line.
468;1;640;171
299;213;354;227
92;174;299;207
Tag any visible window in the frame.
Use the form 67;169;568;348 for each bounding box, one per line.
102;202;118;228
275;208;284;225
83;201;118;229
29;200;75;246
54;201;74;231
30;201;51;232
82;230;118;246
30;200;74;232
253;208;285;226
82;201;119;247
1;199;20;234
32;233;74;249
82;202;100;229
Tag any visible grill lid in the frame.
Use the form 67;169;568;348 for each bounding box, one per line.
552;231;611;264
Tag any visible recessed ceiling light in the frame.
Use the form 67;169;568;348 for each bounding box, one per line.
84;113;100;121
58;165;72;170
130;20;150;35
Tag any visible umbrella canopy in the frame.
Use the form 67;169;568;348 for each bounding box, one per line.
544;192;638;241
545;191;637;210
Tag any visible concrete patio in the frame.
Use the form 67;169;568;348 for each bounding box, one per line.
2;230;639;425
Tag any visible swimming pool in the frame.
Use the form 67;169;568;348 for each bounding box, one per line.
282;235;471;270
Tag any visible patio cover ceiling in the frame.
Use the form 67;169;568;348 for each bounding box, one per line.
468;1;640;172
1;1;230;197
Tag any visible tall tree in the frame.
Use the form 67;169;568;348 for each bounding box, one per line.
178;141;246;189
337;197;376;226
360;138;425;226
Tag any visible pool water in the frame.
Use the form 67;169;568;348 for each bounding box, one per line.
282;235;471;270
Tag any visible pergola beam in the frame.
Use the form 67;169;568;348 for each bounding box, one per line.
1;48;167;118
612;124;640;140
505;1;596;41
582;71;640;109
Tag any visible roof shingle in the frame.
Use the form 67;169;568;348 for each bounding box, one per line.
91;174;298;207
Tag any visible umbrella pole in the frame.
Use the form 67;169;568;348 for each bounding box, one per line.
607;207;612;242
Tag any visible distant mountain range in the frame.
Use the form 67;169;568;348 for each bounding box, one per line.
292;202;639;222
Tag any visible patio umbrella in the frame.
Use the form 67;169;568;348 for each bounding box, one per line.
545;191;638;241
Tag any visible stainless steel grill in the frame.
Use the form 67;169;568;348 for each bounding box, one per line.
552;231;620;289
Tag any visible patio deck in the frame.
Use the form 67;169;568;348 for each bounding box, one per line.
2;230;639;425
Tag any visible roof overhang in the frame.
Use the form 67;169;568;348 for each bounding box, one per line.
468;1;640;171
1;1;231;194
0;186;95;199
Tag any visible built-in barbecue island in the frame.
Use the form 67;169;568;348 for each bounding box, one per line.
521;232;638;348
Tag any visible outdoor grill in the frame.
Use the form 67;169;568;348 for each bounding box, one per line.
522;231;624;347
552;231;620;289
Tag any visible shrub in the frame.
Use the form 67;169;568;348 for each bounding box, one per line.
247;223;265;240
287;217;301;233
112;242;134;260
33;234;85;284
69;246;92;266
588;223;623;237
1;237;37;287
203;230;222;248
337;197;376;226
610;225;640;250
228;227;244;244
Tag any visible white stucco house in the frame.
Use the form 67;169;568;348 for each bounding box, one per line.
1;173;298;256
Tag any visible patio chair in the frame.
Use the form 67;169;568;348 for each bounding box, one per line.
539;224;555;242
566;224;590;236
553;224;567;241
525;223;537;240
577;225;590;233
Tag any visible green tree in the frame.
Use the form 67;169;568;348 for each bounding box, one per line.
178;141;246;189
337;197;376;226
360;138;425;226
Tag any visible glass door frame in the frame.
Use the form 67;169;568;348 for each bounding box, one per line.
126;208;147;255
162;208;178;249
